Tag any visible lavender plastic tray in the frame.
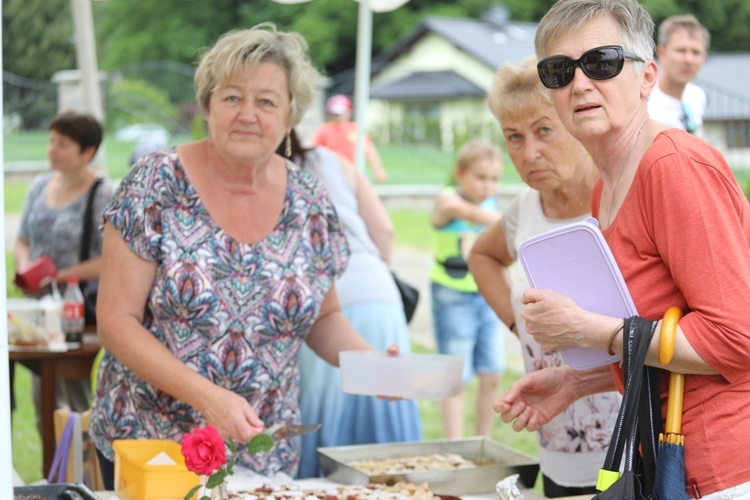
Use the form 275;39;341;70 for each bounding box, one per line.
518;217;637;369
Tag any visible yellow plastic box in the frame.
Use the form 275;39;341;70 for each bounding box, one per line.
113;439;200;500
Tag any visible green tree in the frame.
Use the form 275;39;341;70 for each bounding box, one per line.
4;0;750;85
2;0;76;80
641;0;750;52
106;78;179;132
96;0;239;69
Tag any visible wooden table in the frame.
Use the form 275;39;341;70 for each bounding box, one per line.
9;331;101;477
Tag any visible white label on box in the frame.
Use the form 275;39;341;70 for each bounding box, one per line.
146;451;177;466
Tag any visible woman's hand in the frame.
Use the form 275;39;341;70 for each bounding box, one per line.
494;367;578;432
200;387;265;444
377;343;402;400
521;288;602;353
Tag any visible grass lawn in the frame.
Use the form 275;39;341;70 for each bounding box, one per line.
3;131;194;181
11;366;44;484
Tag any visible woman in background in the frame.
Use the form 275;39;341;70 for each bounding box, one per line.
14;111;114;421
468;57;620;497
282;130;422;478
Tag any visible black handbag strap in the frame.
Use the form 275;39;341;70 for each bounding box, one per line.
638;346;663;495
601;316;660;489
79;178;103;263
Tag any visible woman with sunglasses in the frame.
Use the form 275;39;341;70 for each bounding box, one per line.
494;0;750;497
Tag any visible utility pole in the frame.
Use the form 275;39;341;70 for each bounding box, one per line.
70;0;106;170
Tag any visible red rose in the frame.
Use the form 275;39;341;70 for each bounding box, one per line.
181;425;227;476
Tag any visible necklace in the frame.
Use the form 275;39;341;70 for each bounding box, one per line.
605;127;642;228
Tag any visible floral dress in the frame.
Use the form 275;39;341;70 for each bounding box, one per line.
89;149;349;476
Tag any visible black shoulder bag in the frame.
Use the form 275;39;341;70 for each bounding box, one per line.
391;271;419;324
594;316;662;500
80;178;103;326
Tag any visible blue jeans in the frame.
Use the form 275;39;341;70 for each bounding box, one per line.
431;282;505;385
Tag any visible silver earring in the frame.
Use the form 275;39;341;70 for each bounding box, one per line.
285;132;292;158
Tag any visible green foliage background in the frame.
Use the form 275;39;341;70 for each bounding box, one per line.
105;79;179;131
4;0;750;83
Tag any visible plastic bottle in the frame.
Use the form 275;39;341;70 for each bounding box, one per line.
61;276;85;345
41;281;64;342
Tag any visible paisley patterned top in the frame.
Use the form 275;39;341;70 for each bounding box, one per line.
89;149;349;476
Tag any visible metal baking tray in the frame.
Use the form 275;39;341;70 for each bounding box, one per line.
318;437;539;496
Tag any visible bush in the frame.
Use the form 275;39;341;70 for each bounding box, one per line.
105;78;180;133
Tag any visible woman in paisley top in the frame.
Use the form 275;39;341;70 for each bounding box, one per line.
90;24;379;487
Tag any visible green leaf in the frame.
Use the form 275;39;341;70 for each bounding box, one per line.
247;434;274;455
184;484;202;500
199;496;211;500
206;469;228;489
228;435;237;454
226;457;236;475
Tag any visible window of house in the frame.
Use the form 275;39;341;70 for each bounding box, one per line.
404;102;440;118
726;121;750;148
402;102;441;145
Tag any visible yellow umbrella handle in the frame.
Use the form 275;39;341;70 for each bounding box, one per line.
659;306;682;365
660;306;684;435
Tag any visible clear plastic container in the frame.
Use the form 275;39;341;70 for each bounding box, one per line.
339;351;464;400
7;297;44;326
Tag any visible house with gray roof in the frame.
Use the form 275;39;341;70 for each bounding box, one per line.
367;10;750;166
368;8;537;151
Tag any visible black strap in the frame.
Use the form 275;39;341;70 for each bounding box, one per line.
638;345;663;496
437;258;469;271
601;316;660;498
79;178;103;263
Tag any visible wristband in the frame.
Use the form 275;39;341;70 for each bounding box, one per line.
607;322;625;356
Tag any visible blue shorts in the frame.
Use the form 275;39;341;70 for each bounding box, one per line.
431;282;505;385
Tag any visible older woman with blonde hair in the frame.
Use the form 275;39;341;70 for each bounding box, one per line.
90;23;385;487
468;57;620;498
493;0;750;497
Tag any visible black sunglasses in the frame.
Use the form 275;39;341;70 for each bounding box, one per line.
537;45;645;89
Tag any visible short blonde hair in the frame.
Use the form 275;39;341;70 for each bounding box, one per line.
456;139;503;174
488;57;553;126
194;23;320;126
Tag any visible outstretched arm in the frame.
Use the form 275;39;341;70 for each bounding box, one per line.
432;193;501;228
494;364;616;432
365;139;388;184
354;168;394;265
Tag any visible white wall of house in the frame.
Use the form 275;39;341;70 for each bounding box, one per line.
370;97;499;151
369;33;501;150
372;33;495;89
703;122;750;169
